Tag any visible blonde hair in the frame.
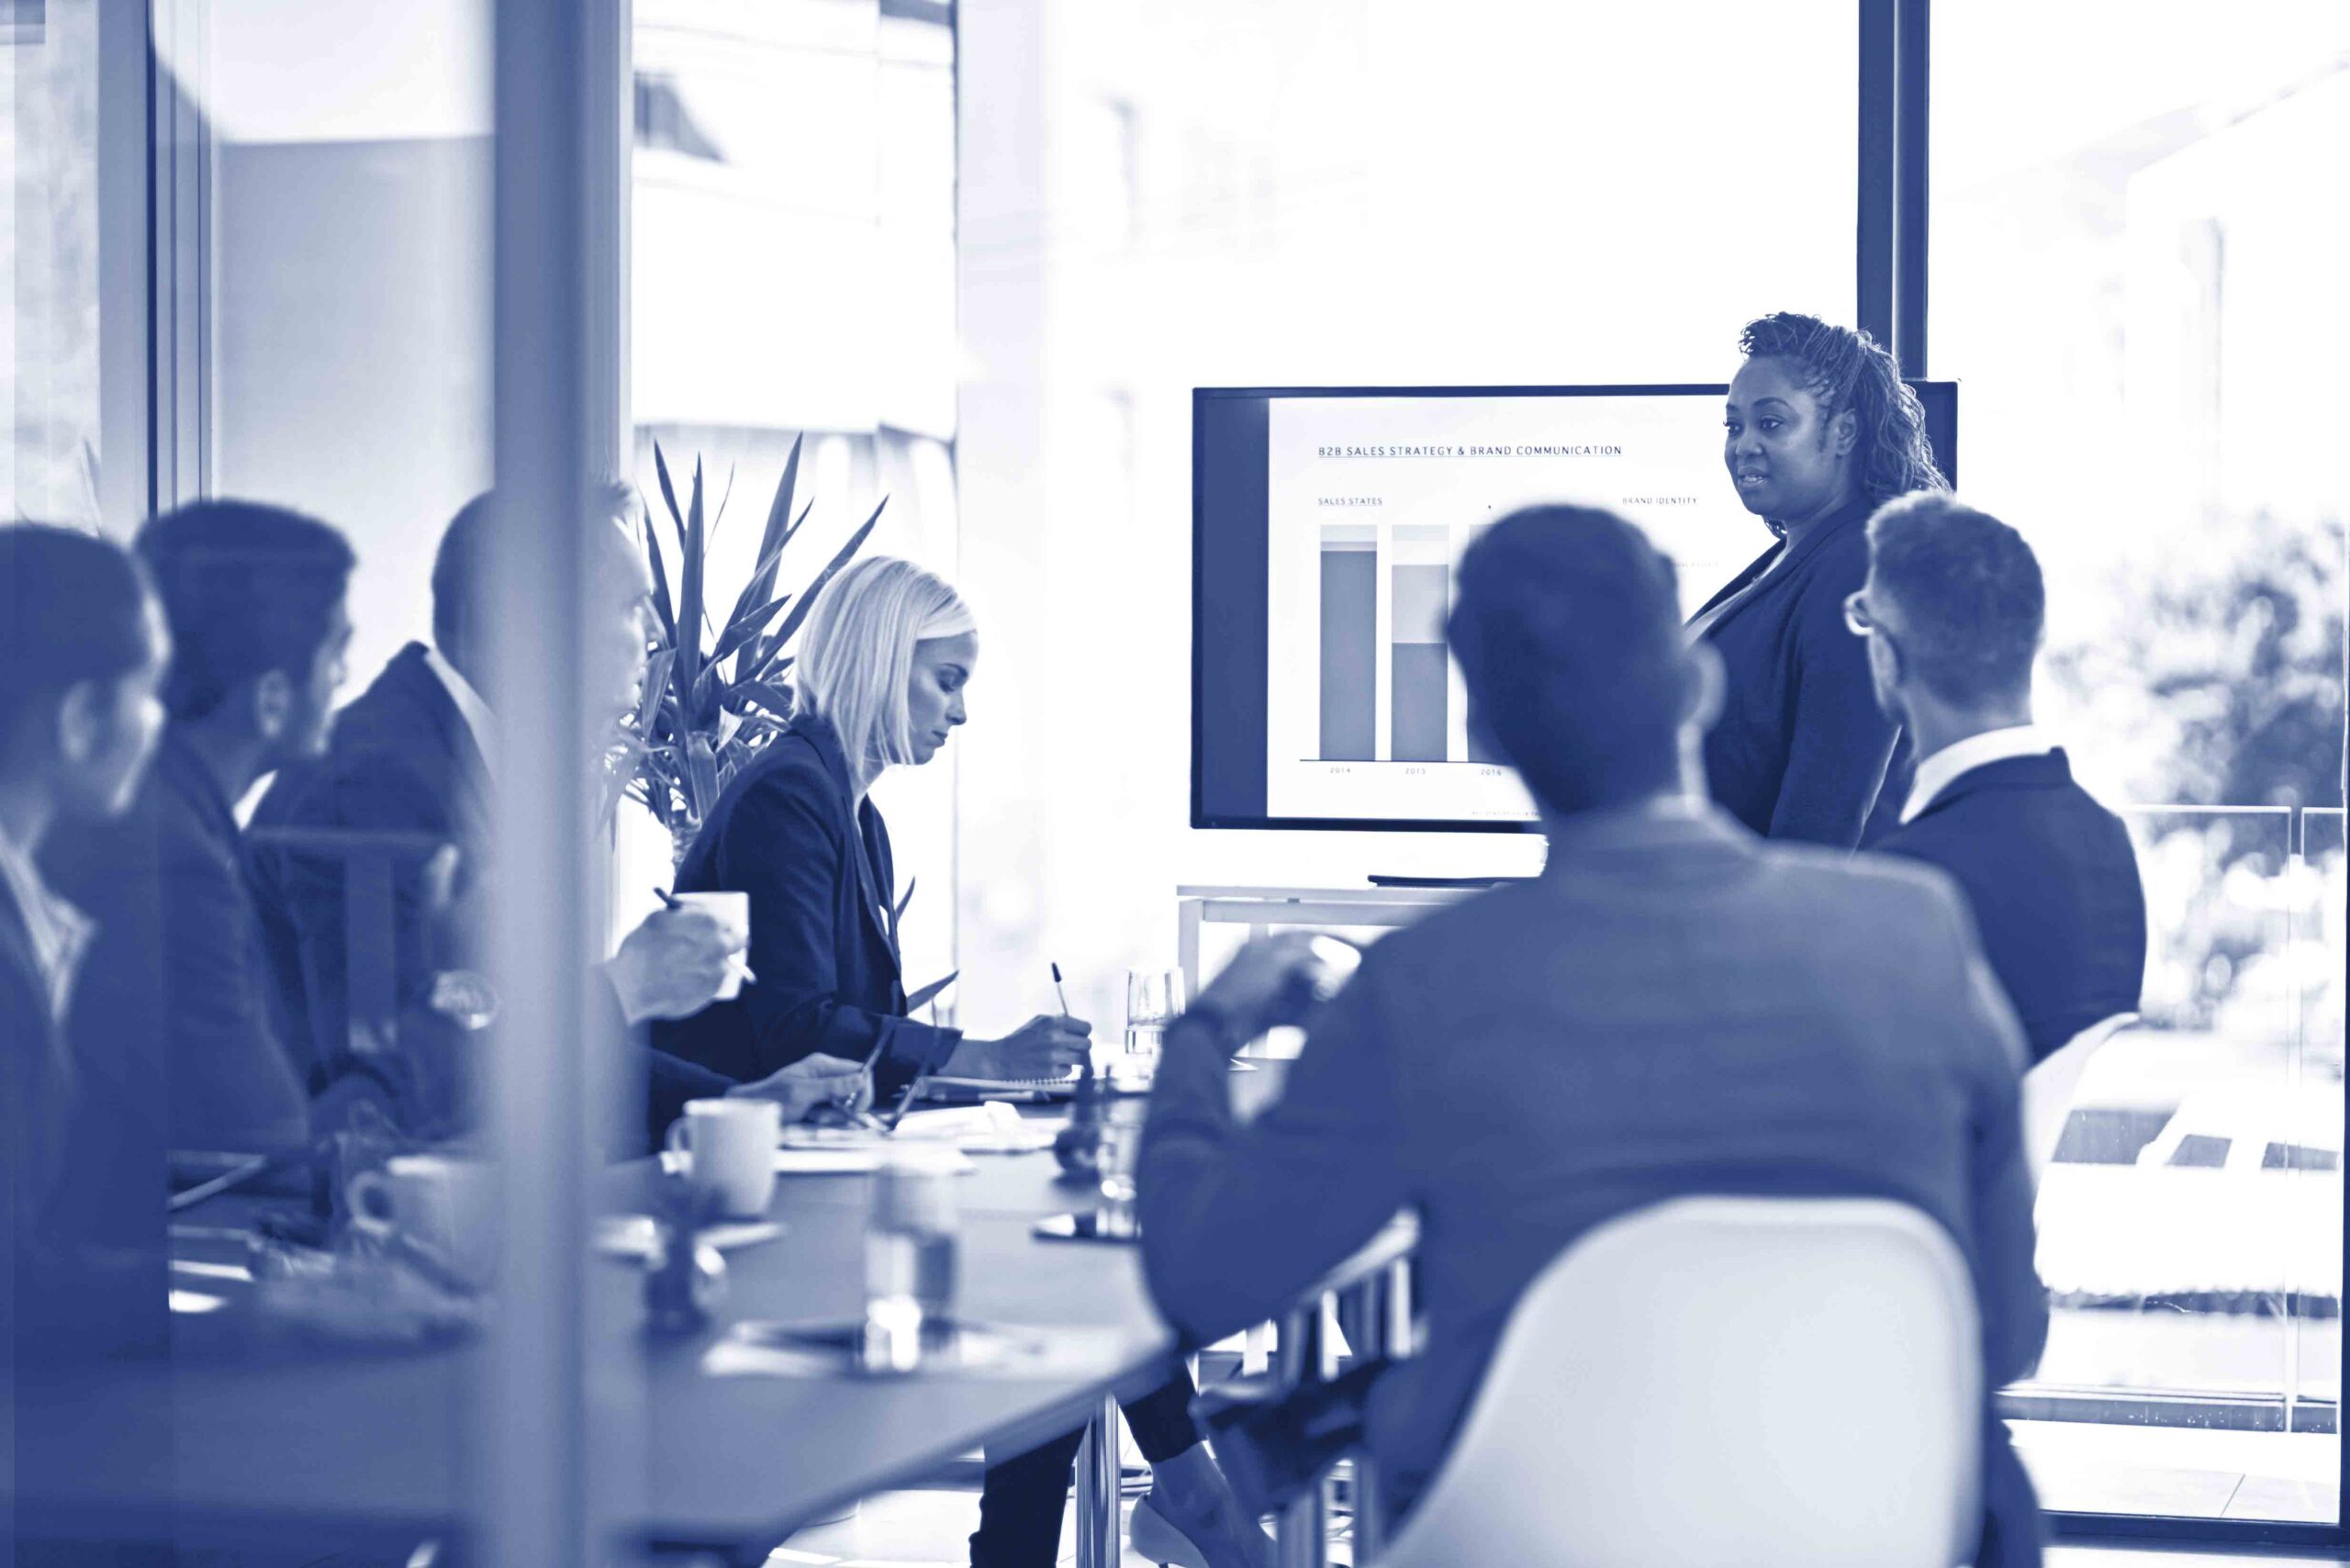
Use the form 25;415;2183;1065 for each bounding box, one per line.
793;555;975;775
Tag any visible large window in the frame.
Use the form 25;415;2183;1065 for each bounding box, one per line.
624;0;960;990
6;0;107;527
1933;2;2350;1528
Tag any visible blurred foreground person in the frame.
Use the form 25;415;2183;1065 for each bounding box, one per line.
1692;312;1949;847
1853;494;2145;1063
44;501;354;1157
1;524;173;1561
659;556;1263;1568
1138;506;2049;1565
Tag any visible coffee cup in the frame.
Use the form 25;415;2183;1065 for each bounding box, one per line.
672;891;752;1000
665;1097;780;1218
348;1152;498;1284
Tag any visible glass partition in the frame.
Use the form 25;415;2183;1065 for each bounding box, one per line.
2013;807;2339;1521
1934;1;2350;1527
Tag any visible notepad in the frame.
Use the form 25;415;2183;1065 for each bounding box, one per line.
921;1070;1084;1100
768;1147;977;1175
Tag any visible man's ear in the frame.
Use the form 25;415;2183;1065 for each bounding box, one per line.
55;680;103;767
1682;639;1726;734
253;670;294;743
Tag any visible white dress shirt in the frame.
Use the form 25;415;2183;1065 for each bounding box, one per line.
1902;723;2058;824
423;644;498;778
0;821;94;1024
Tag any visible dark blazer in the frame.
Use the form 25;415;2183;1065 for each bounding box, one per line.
1691;495;1903;848
656;713;960;1100
1874;749;2147;1064
44;732;311;1154
1139;806;2047;1565
3;857;173;1550
248;641;493;1095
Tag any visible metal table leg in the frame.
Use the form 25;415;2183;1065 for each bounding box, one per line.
1074;1393;1123;1568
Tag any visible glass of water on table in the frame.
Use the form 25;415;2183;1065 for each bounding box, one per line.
1115;968;1186;1089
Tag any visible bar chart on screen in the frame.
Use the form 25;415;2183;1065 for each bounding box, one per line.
1267;393;1763;823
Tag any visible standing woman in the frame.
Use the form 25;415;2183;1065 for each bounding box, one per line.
1688;312;1949;846
659;556;1269;1568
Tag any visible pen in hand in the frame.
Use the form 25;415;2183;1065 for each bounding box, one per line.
1053;961;1092;1081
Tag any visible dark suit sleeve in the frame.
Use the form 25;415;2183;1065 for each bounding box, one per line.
718;778;958;1078
592;970;737;1157
154;837;309;1152
1137;976;1411;1344
1769;576;1900;848
252;753;459;1086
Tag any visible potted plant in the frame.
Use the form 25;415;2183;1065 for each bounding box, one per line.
612;435;880;861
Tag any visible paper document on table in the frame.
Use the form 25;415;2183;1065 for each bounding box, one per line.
771;1148;976;1175
703;1319;1129;1379
890;1103;1024;1142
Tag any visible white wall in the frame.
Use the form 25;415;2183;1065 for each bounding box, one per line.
953;0;1860;1030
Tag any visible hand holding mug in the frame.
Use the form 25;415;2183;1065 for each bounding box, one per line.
605;900;744;1025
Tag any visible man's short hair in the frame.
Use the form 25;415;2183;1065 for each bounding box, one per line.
1448;506;1685;814
431;483;639;657
1865;493;2044;707
136;500;355;721
0;524;154;767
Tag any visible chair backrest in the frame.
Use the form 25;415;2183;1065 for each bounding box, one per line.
1376;1196;1982;1568
2020;1012;2137;1178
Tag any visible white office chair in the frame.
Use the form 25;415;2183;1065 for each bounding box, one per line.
2020;1012;2137;1180
1374;1197;1982;1568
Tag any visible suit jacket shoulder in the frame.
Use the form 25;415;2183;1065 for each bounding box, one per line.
1872;752;2146;1061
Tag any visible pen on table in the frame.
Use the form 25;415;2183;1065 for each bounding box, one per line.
654;886;758;985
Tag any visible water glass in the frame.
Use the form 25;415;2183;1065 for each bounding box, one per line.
863;1150;961;1372
1117;968;1186;1088
1096;1102;1144;1210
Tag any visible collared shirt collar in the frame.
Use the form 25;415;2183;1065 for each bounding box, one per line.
0;819;94;1024
1902;724;2057;823
424;645;498;779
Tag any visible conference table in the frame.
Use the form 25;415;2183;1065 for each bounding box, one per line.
144;1100;1415;1567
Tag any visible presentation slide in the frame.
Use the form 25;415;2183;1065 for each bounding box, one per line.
1262;393;1768;823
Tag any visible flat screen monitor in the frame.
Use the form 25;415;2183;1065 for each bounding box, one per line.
1192;382;1958;832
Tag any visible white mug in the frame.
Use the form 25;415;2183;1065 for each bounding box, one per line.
348;1153;498;1283
666;1097;780;1218
672;891;752;1001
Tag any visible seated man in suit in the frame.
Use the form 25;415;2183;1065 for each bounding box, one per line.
250;489;855;1148
0;524;174;1555
248;493;503;1109
1137;507;2049;1565
45;500;355;1156
1850;493;2147;1064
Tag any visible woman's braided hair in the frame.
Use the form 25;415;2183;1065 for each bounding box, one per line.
1738;312;1949;510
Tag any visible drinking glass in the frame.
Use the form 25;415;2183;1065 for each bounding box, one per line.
1117;968;1186;1088
862;1150;961;1372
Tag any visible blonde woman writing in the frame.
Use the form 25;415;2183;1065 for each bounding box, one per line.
660;556;1267;1568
